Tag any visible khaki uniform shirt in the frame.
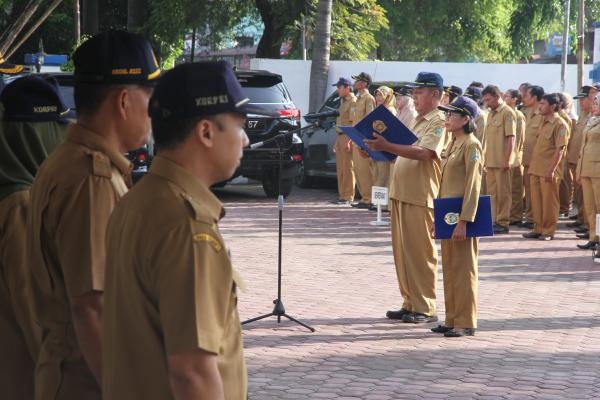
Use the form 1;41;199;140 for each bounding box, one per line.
522;110;544;167
103;156;247;400
567;112;589;165
390;109;448;207
0;190;40;400
512;108;526;167
27;123;131;397
440;134;484;222
528;113;569;177
335;93;356;132
577;120;600;178
484;102;516;168
352;90;375;125
474;108;488;155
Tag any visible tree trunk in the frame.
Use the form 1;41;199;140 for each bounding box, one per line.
308;0;332;113
254;0;306;59
0;0;42;57
577;0;584;92
82;0;99;36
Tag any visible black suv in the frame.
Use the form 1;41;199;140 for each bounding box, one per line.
297;81;403;187
227;69;302;197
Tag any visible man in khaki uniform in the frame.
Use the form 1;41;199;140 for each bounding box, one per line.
0;75;68;400
27;31;159;399
520;85;545;229
567;86;594;229
104;61;250;399
523;93;569;241
365;72;448;323
351;72;375;208
503;89;526;225
482;85;516;234
331;77;356;205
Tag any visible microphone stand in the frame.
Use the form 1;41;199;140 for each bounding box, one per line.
242;123;316;332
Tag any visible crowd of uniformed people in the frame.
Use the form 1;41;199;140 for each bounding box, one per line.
2;27;600;399
333;71;600;338
1;31;250;399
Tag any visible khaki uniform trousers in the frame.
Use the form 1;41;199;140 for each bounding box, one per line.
559;162;572;214
480;171;487;195
569;163;585;224
581;177;600;242
441;237;478;329
523;166;533;223
510;165;524;223
530;175;560;236
352;146;373;203
486;167;512;227
334;134;355;201
372;161;390;188
390;199;437;316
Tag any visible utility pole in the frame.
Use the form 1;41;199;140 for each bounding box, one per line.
74;0;80;42
577;0;584;91
560;0;571;92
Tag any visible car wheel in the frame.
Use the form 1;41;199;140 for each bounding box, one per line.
262;171;293;198
294;160;314;188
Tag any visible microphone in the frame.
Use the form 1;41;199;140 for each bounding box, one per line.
304;109;339;119
249;130;294;149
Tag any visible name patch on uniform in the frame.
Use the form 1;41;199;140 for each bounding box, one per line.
193;233;222;252
471;149;479;162
559;127;567;136
444;212;460;225
434;127;443;136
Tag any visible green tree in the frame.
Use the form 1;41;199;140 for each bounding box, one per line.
309;0;332;112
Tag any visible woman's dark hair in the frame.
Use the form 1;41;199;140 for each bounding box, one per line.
462;117;476;134
506;89;522;103
527;85;545;101
542;93;560;112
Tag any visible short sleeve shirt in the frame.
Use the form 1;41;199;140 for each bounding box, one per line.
484;102;516;167
389;109;448;207
567;112;589;164
103;156;247;400
336;93;356;132
577;120;600;178
352;90;375;125
512;108;526;166
522;110;544;167
528;114;569;177
440;134;484;222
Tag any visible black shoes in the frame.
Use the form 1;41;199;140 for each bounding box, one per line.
566;221;583;228
351;201;372;209
577;241;598;250
509;220;522;226
519;221;534;229
522;231;541;239
386;308;410;320
574;226;589;234
331;199;351;205
444;328;476;337
431;325;453;333
493;224;509;234
402;312;438;323
576;232;590;239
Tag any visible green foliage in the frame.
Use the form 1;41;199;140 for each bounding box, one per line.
60;34;91;72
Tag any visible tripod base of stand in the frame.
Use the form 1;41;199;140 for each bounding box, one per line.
242;299;315;332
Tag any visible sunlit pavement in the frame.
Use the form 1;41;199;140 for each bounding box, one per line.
215;181;600;400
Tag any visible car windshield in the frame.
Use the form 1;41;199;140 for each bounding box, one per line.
242;83;292;104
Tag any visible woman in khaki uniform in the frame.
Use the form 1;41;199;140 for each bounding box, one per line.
433;96;483;337
0;75;68;399
576;93;600;249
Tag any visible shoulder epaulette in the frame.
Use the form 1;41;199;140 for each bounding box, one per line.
86;151;112;178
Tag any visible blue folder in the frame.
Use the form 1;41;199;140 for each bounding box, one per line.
433;195;493;239
338;105;418;162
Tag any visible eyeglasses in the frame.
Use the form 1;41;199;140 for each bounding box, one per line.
444;111;464;118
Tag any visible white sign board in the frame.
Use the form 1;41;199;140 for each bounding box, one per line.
372;186;389;206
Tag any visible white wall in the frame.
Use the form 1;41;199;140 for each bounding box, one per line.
251;59;594;119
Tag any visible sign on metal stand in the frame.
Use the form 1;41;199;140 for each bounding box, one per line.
370;186;389;226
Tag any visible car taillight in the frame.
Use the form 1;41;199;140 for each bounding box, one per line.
291;154;302;161
278;108;301;121
137;152;146;162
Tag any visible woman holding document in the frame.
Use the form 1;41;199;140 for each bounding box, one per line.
433;96;483;337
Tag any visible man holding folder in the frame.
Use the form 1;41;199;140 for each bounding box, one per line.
365;72;449;324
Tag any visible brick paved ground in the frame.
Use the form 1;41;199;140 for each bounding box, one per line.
215;181;600;400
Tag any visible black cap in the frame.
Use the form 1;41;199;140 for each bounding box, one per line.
438;96;480;120
332;77;352;87
73;30;161;84
351;72;372;85
394;86;412;96
464;86;483;101
408;72;443;90
1;75;69;122
445;85;463;97
149;61;276;121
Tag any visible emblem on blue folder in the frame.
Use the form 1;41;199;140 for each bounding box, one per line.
444;212;459;225
372;120;387;134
